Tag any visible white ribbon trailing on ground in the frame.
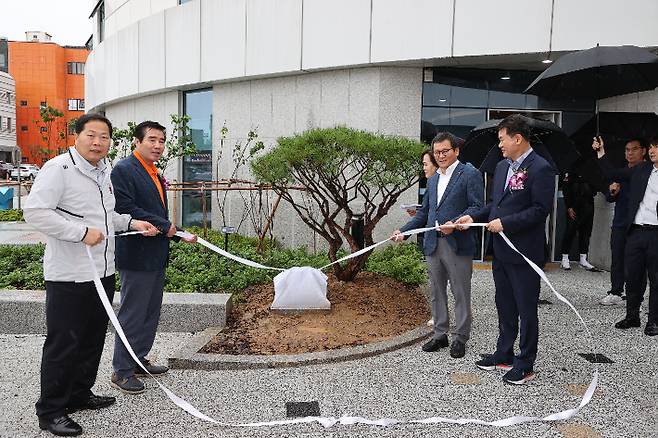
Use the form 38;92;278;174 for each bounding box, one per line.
90;225;597;428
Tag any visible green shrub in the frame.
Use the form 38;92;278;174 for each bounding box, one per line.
0;228;426;292
365;242;427;285
0;244;45;289
0;209;23;222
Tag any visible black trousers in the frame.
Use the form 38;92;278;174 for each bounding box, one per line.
492;261;540;372
560;203;594;255
35;275;115;420
624;228;658;323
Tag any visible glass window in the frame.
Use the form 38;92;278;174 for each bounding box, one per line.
20;100;27;106
97;2;105;43
67;62;85;75
21;126;28;132
182;89;213;227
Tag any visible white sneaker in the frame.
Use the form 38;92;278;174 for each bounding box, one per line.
426;319;434;327
579;260;595;270
599;294;624;306
561;259;571;270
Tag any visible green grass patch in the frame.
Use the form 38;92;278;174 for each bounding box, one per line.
0;209;23;222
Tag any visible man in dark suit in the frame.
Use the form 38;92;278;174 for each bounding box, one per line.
599;138;648;306
110;121;197;394
593;136;658;336
455;115;555;385
392;132;484;358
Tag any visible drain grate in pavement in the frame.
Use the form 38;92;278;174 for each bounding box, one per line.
538;299;553;305
578;353;614;363
286;401;320;418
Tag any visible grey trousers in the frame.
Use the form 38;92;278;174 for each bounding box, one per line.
112;269;165;379
426;238;473;343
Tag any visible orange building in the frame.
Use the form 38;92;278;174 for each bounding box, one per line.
8;36;89;165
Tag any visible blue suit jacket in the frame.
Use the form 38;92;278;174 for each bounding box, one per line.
473;151;555;264
111;154;174;271
400;161;484;256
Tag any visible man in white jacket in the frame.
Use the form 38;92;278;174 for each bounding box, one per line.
24;113;158;437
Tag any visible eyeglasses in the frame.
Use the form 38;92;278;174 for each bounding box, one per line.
434;148;454;157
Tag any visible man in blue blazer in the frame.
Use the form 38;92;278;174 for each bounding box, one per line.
110;121;196;394
456;115;555;385
393;132;484;358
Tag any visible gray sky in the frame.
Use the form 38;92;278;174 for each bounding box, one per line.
0;0;93;46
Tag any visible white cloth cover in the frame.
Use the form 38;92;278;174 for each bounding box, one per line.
271;267;331;310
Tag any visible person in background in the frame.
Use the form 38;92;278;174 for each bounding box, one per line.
407;150;439;327
593;136;658;336
599;137;648;306
559;168;599;271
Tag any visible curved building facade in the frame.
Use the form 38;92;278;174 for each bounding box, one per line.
86;0;658;264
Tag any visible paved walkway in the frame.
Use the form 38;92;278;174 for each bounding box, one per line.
0;268;656;437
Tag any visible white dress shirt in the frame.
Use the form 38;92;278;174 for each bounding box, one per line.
436;160;460;205
633;165;658;226
505;147;534;189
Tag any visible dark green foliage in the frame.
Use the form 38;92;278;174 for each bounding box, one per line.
0;244;45;289
0;209;23;222
0;228;426;292
365;242;427;285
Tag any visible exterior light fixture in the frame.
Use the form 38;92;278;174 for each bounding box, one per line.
500;74;511;80
542;58;553;64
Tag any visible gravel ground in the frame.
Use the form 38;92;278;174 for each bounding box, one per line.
1;267;656;438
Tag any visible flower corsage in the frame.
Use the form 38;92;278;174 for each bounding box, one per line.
508;168;528;191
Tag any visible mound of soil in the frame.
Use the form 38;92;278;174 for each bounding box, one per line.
200;272;429;355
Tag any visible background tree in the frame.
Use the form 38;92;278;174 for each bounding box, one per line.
33;105;65;162
214;124;266;233
252;126;425;281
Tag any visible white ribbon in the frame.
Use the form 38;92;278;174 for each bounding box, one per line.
86;223;597;428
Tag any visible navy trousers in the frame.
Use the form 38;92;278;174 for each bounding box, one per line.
112;269;165;379
624;228;658;323
491;261;540;372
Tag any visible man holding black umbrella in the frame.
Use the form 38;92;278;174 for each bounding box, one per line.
593;136;658;336
599;137;648;306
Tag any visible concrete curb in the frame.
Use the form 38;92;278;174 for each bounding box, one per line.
168;325;432;370
0;290;232;333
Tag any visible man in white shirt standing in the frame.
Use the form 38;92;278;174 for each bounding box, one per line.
594;135;658;336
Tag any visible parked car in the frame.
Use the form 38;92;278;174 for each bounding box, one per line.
10;164;40;181
0;161;14;179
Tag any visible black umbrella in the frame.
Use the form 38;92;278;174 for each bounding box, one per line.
525;45;658;100
460;116;579;174
571;112;658;166
567;112;658;191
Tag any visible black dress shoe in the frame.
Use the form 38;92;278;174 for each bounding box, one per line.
422;336;449;352
645;322;658;336
38;415;82;436
66;394;116;414
615;317;641;329
450;340;466;358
